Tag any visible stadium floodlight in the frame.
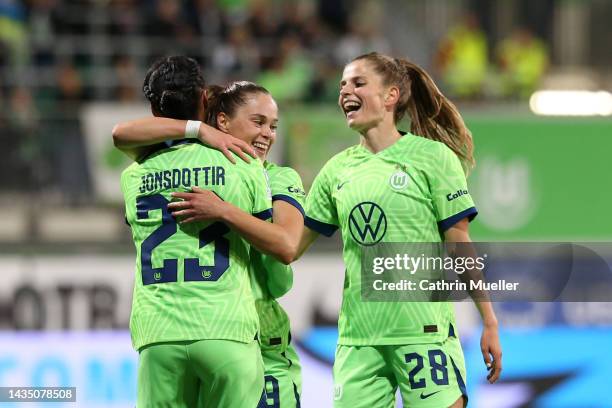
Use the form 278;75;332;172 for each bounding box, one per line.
529;90;612;116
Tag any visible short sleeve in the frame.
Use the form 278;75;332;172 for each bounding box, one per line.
270;167;306;217
120;166;137;225
429;145;478;232
246;161;273;221
304;160;339;237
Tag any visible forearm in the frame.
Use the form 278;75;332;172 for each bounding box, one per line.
444;219;498;326
261;254;294;298
294;226;319;261
112;117;187;148
223;204;298;264
473;298;498;327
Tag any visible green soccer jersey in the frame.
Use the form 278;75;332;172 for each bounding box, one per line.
250;161;305;351
305;133;477;346
121;141;272;350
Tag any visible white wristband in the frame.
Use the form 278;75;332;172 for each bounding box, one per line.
185;120;202;139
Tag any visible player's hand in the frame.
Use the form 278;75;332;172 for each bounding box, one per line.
199;124;257;164
169;186;226;223
481;322;502;384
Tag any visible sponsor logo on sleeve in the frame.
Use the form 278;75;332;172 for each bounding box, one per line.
446;189;469;201
288;186;306;196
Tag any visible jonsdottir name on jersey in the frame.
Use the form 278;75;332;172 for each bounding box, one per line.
139;166;226;193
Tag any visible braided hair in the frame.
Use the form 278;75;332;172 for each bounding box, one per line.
142;56;205;120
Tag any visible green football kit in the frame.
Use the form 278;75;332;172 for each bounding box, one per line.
121;140;272;407
251;161;305;408
305;133;477;407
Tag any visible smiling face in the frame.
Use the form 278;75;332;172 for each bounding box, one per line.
339;59;396;133
218;92;279;160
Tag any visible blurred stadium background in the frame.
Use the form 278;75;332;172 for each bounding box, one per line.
1;0;612;407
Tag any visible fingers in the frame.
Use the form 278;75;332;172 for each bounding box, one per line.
487;361;500;383
170;209;196;218
170;192;196;200
221;147;237;164
233;138;257;158
481;346;492;370
487;349;502;384
229;144;253;163
168;200;192;210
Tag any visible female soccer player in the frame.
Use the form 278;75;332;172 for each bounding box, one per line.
119;57;271;407
114;81;305;407
297;52;502;407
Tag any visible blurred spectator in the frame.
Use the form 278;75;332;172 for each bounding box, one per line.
0;86;38;191
300;12;333;50
277;1;309;41
434;13;488;99
107;0;142;35
305;59;340;103
9;85;38;129
496;27;549;99
0;0;28;69
44;61;92;204
25;0;58;67
0;40;8;72
317;0;348;34
247;0;278;40
211;23;260;81
256;34;313;104
193;0;227;39
334;1;390;64
52;0;89;35
144;0;198;58
112;54;140;102
56;61;84;103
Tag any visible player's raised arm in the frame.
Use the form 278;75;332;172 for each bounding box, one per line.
112;117;188;160
112;117;256;163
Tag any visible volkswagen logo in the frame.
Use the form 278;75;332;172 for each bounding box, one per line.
348;202;387;246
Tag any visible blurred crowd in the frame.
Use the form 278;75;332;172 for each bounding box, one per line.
1;0;390;200
434;13;549;100
0;0;392;105
0;0;555;201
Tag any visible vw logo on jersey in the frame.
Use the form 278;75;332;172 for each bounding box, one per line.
389;170;409;191
348;202;387;246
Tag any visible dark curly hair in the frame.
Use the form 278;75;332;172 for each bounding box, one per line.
142;56;206;120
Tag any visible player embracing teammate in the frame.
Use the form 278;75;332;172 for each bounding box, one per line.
116;58;305;407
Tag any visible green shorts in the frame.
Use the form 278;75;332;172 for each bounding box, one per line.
137;339;265;408
262;342;302;407
333;335;467;408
